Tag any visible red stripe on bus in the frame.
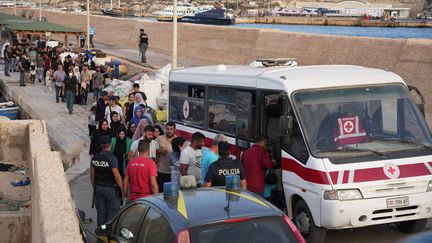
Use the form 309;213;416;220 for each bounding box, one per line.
281;158;330;185
399;163;431;178
353;162;432;183
354;167;390;183
329;171;338;185
342;170;350;184
176;129;238;155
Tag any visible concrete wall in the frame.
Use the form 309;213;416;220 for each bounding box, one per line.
0;120;82;243
5;9;432;122
0;122;29;166
0;211;31;243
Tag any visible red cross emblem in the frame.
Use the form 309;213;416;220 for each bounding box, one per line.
383;163;400;179
183;100;189;119
344;121;354;133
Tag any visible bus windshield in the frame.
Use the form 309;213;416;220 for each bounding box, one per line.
292;84;432;161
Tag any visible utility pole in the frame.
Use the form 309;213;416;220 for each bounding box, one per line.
110;0;113;10
39;0;42;21
172;0;178;69
13;0;16;15
86;0;90;50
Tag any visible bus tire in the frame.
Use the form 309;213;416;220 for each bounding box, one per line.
293;199;327;243
396;219;427;233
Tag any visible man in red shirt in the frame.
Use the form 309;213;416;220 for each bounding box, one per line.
123;139;159;202
241;135;274;196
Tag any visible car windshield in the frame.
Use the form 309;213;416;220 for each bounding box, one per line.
190;217;297;243
292;84;432;161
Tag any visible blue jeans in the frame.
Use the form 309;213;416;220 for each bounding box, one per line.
140;44;147;63
19;71;25;86
93;87;101;100
55;85;64;102
65;90;74;113
10;57;15;71
95;185;120;226
4;60;9;76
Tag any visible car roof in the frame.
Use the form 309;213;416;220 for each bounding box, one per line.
170;64;406;94
139;188;283;228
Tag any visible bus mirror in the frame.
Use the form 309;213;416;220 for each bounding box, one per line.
280;115;293;137
407;85;425;117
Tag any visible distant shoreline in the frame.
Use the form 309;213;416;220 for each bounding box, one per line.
236;16;432;28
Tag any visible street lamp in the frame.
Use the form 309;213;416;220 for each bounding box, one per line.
39;0;42;21
86;0;90;50
172;0;178;69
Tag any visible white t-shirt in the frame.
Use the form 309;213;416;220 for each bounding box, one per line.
180;146;202;184
105;105;123;125
130;138;159;159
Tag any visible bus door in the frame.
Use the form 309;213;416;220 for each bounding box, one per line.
235;91;253;159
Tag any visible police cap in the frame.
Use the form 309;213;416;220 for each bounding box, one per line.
99;135;112;145
218;142;231;153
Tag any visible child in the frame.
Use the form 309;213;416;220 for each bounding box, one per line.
29;62;36;84
45;68;53;93
88;106;97;137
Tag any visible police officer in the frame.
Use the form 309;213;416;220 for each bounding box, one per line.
90;135;124;226
203;142;247;189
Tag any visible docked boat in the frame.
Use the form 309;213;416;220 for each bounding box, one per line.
101;8;134;17
0;100;19;120
152;3;196;21
180;8;236;25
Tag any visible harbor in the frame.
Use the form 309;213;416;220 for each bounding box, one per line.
0;2;432;243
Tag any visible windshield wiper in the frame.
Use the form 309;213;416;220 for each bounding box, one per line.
317;147;385;157
369;138;432;152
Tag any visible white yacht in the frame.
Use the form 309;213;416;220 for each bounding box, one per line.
152;3;211;21
152;3;194;21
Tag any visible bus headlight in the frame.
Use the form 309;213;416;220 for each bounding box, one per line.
324;189;363;201
427;181;432;192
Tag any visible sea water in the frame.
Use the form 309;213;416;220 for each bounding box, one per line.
234;24;432;39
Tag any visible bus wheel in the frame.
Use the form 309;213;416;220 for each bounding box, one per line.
293;199;327;243
396;219;427;233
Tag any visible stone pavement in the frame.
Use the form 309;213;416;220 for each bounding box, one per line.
95;42;202;69
0;72;92;174
0;46;200;184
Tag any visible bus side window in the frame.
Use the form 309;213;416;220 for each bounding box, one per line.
208;87;237;134
169;83;205;127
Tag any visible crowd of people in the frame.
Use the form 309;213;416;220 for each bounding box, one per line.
90;110;277;226
2;39;116;114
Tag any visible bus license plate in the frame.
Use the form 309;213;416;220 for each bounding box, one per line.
386;197;409;208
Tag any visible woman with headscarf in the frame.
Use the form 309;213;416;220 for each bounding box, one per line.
130;106;145;127
127;93;146;121
126;122;137;139
132;117;152;141
110;127;132;178
133;93;146;112
110;111;125;138
89;119;111;156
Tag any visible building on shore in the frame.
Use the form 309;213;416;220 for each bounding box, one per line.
283;0;425;17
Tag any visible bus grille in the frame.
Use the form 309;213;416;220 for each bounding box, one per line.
371;205;418;221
